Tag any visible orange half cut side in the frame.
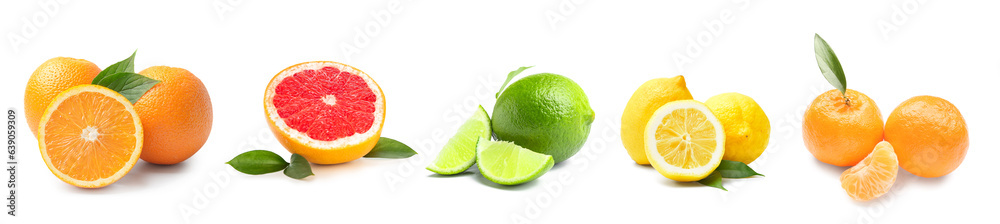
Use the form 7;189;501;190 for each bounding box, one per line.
38;84;143;188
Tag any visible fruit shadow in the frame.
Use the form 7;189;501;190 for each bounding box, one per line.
427;172;476;177
813;159;849;177
456;164;541;191
424;163;552;191
473;173;541;191
897;169;949;188
308;159;373;177
624;163;691;187
660;180;706;188
633;164;710;188
846;174;932;207
68;161;190;194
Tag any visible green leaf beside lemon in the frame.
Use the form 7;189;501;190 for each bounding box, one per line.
698;171;726;191
696;160;764;190
715;160;764;178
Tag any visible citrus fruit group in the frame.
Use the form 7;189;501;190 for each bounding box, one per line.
884;96;968;178
25;57;101;136
37;85;143;188
644;100;726;182
705;92;770;164
264;61;385;164
492;73;594;163
803;89;884;166
621;76;693;165
840;141;898;201
134;66;213;165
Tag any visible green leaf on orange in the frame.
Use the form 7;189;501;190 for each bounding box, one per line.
813;34;847;95
92;50;137;85
93;72;160;104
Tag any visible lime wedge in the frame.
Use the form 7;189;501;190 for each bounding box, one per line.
476;137;555;185
426;105;492;175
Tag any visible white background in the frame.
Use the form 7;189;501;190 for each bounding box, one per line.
1;1;998;223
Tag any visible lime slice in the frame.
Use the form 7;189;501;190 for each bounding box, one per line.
476;137;555;185
426;105;492;175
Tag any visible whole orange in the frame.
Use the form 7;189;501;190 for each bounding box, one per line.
803;89;883;166
24;57;101;136
884;96;968;178
134;66;213;165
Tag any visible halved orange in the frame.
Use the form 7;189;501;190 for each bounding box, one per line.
840;141;898;201
38;85;143;188
264;61;385;164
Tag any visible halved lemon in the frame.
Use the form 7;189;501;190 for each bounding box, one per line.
38;85;143;188
644;100;725;182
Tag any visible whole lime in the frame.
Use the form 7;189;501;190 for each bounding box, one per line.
492;73;594;163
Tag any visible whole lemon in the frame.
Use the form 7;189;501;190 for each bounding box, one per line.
492;73;594;163
704;92;770;164
621;76;693;164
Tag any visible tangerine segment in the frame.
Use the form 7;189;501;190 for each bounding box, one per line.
840;141;898;201
644;100;725;182
38;85;143;188
264;61;385;164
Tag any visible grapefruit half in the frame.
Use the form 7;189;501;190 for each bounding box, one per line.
264;61;385;164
